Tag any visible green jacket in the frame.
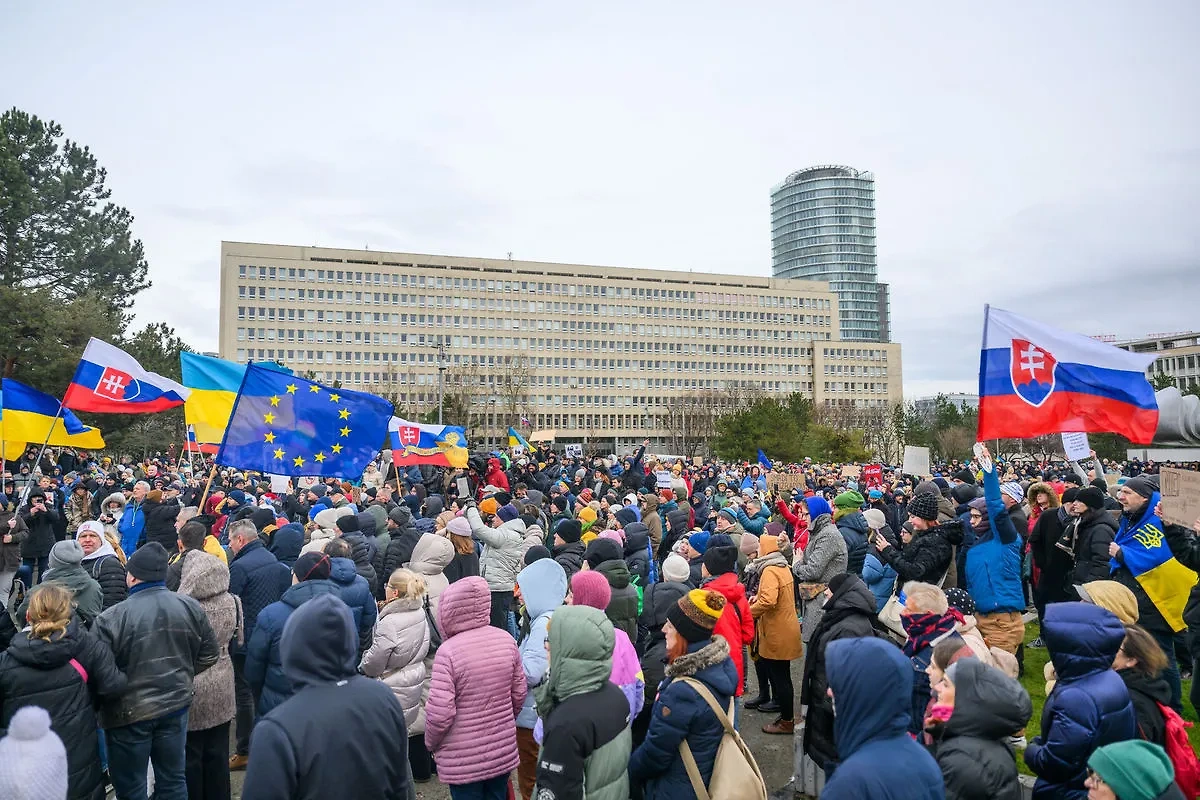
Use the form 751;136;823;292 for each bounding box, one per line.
18;564;103;627
535;605;631;800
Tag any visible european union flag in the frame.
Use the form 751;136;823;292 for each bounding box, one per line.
216;365;393;478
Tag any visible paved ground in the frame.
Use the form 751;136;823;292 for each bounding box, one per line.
227;662;801;800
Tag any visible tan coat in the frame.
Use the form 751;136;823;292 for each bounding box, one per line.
750;564;802;661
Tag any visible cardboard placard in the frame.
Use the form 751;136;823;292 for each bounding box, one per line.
296;476;319;490
564;443;583;458
655;470;673;489
1105;472;1122;487
767;472;807;494
902;445;931;478
1160;468;1200;528
1061;432;1091;462
840;465;861;479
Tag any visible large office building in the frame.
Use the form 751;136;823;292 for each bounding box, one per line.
1116;332;1200;391
770;165;890;343
219;241;903;449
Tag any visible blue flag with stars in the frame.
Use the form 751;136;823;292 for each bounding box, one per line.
216;364;393;477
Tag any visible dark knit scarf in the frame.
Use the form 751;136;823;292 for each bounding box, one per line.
901;611;959;657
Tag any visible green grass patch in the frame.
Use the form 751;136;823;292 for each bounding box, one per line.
1016;621;1198;776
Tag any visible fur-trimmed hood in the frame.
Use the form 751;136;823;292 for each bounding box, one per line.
666;635;731;679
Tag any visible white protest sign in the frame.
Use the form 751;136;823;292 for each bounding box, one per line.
1061;432;1091;462
902;445;931;477
296;476;319;490
655;470;673;489
511;445;526;456
564;443;583;458
268;474;291;494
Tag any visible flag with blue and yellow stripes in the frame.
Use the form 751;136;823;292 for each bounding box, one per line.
1111;492;1196;632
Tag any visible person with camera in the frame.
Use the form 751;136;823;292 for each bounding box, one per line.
19;488;59;586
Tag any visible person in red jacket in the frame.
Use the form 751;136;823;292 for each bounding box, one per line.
775;495;812;551
699;534;755;712
484;457;510;492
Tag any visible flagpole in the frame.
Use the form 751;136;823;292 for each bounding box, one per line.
197;463;219;510
21;400;64;507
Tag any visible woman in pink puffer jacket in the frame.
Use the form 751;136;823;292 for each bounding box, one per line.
425;575;527;800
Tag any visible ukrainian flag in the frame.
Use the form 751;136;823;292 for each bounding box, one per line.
508;427;532;451
1;379;105;457
1112;492;1197;632
181;353;291;446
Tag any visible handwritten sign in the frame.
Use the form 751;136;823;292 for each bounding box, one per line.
840;465;861;479
1161;468;1200;528
655;470;673;489
903;446;931;478
767;472;807;494
1061;432;1091;462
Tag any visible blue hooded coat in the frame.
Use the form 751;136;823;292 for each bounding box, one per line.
244;578;343;716
329;557;378;656
961;466;1024;614
515;558;568;729
820;637;944;800
1025;602;1136;800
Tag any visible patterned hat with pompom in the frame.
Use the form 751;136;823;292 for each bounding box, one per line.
667;589;727;644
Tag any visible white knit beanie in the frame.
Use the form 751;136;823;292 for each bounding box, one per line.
662;554;691;583
0;706;68;799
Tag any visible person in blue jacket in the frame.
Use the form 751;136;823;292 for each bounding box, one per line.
961;445;1026;657
820;636;944;799
734;497;770;536
739;466;767;494
244;552;342;717
629;589;737;800
117;481;148;556
1025;602;1136;800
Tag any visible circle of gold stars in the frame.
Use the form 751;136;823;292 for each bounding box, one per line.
260;381;352;468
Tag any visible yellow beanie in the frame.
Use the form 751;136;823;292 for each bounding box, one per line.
578;507;598;524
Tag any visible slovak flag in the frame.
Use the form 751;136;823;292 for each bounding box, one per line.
63;338;190;414
387;417;469;469
977;306;1159;443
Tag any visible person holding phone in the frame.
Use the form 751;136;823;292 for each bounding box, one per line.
19;488;59;585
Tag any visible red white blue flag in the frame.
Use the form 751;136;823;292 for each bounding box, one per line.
63;338;190;414
977;307;1159;443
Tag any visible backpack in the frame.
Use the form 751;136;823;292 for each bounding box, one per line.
423;595;443;657
1155;701;1200;798
676;677;768;800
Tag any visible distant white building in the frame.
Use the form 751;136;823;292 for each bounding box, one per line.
1115;332;1200;392
911;393;979;416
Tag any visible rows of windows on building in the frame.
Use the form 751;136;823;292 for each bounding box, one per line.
229;263;892;411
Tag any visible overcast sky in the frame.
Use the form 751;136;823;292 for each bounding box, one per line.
4;2;1198;397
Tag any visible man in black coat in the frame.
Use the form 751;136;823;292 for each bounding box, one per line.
18;488;59;584
141;489;182;551
242;593;413;800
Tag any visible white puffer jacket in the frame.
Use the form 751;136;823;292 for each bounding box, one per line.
360;595;431;734
405;534;453;618
465;507;527;592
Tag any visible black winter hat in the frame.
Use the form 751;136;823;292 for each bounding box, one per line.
584;538;623;569
127;542;169;582
309;484;327;498
1123;474;1158;500
953;469;976;486
1061;487;1080;505
1076;487;1106;511
523;545;551;565
551;496;570;514
493;491;512;507
388;506;410;526
702;540;738;576
293;552;332;582
335;514;360;533
908;492;940;522
555;519;582;544
614;507;638;527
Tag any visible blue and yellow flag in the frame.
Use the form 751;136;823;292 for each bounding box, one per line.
507;426;532;452
1;379;106;457
181;352;291;445
1111;492;1196;632
216;365;392;477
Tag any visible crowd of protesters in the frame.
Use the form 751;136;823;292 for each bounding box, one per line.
0;441;1197;800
